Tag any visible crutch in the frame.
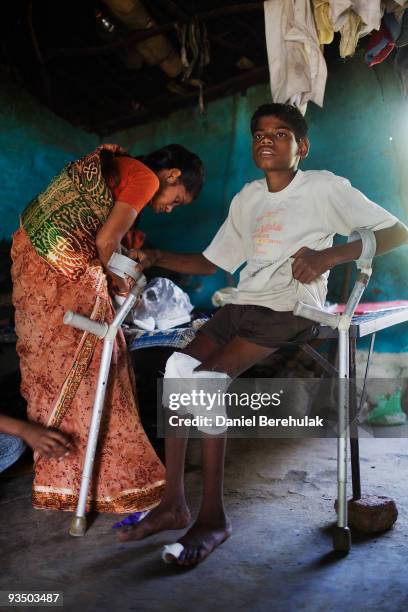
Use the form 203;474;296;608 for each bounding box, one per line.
293;228;376;552
64;253;146;537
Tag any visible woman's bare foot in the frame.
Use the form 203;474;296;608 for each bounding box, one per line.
117;503;191;542
166;514;232;566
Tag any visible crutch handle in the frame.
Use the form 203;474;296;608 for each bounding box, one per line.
348;228;376;273
63;311;108;339
107;252;141;281
293;301;340;329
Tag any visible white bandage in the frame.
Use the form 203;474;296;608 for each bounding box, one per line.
162;543;184;564
163;352;231;435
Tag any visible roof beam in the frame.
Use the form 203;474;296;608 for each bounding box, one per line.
47;3;264;58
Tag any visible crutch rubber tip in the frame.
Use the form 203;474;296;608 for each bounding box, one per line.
332;526;351;553
69;516;87;537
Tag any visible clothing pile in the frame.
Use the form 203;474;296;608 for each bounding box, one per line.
117;277;194;332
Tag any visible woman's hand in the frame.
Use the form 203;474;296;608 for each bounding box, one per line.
127;248;160;270
292;247;334;284
20;422;72;459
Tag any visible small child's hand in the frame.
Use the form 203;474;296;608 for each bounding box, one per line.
20;422;72;459
292;247;333;284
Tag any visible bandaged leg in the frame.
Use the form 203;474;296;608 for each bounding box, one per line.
163;351;232;436
162;352;231;564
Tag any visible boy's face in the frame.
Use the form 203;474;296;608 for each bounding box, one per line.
252;115;308;172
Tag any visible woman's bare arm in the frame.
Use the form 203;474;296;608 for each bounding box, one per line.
95;200;138;292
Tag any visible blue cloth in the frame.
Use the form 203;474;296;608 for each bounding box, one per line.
365;24;394;67
111;510;150;529
128;318;209;351
0;433;26;473
129;327;197;351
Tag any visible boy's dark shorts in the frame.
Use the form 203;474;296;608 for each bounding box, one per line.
199;304;314;349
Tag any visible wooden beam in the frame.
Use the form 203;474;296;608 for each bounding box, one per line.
47;3;264;59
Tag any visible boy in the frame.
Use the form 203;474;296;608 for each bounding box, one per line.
120;104;408;566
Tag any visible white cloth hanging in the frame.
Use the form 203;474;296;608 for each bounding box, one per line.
263;0;327;109
325;1;384;58
329;1;383;36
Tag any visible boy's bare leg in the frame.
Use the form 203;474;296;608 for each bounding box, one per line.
118;333;221;542
175;335;275;566
118;333;275;558
176;432;230;566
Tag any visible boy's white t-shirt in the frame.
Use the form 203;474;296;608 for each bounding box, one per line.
203;169;399;312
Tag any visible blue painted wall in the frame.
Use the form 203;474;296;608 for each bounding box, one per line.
1;49;408;350
0;75;98;240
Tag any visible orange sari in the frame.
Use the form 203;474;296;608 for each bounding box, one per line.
11;148;165;512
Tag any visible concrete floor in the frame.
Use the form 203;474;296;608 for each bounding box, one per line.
1;436;408;612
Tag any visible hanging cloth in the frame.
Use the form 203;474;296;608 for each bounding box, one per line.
312;0;334;45
328;0;383;57
383;7;408;47
264;0;328;109
329;1;383;35
364;22;395;66
339;10;362;57
175;18;210;113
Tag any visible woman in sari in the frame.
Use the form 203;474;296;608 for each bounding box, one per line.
11;143;204;513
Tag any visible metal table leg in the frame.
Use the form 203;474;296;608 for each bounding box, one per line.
349;331;361;501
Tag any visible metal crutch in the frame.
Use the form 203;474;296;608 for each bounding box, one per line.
64;253;146;537
293;228;377;553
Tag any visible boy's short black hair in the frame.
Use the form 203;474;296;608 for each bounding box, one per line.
250;104;308;141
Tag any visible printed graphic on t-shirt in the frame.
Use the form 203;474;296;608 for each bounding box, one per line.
252;209;283;255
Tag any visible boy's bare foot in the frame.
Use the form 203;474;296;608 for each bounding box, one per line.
117;503;191;542
169;515;232;567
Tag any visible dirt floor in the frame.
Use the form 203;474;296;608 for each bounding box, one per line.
1;435;408;612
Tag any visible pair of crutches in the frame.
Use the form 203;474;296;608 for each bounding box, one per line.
64;253;146;537
65;230;375;546
293;228;377;552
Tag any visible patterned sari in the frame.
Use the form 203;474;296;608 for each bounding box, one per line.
11;146;165;512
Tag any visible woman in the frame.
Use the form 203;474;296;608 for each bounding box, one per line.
11;143;204;512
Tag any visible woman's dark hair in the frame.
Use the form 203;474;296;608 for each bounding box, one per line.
100;149;121;188
250;104;308;141
101;144;204;199
139;144;204;199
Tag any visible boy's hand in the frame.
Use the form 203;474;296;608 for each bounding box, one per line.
20;422;72;459
292;247;333;284
127;248;159;270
